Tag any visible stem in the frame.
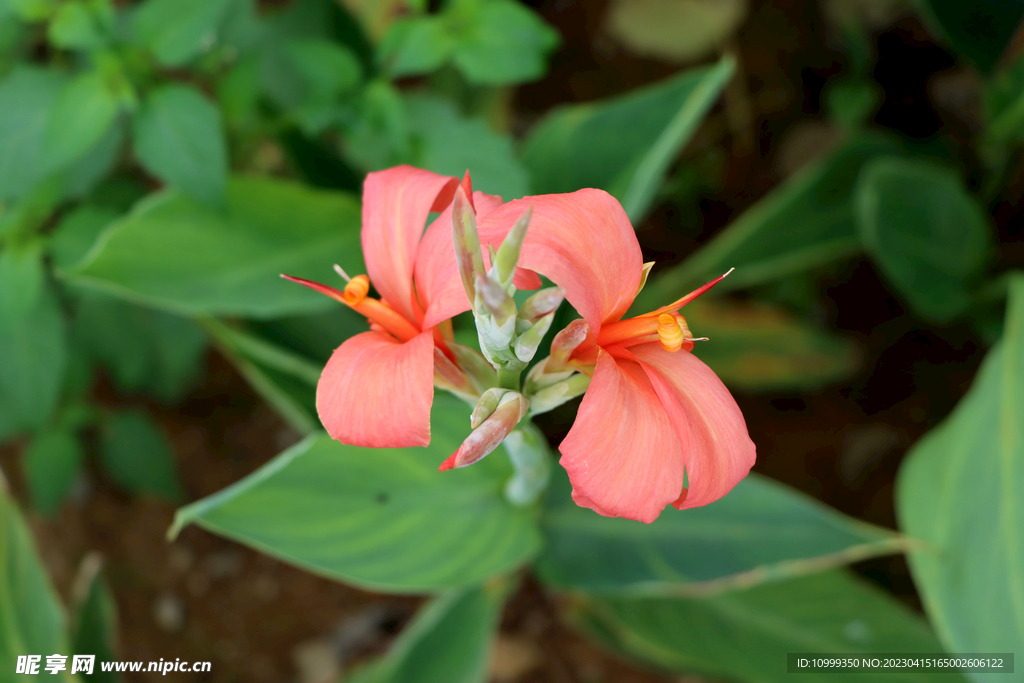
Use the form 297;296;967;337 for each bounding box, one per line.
497;367;521;391
503;422;551;506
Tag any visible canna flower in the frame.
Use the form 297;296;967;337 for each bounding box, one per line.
284;165;534;448
477;189;756;523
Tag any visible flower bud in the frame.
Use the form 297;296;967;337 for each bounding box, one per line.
513;312;554;363
526;372;591;415
518;287;564;323
452;186;485;304
470;387;512;428
494;205;532;287
547;319;590;372
438;393;529;471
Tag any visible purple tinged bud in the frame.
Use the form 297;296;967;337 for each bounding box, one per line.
439;393;529;471
452;186;485;305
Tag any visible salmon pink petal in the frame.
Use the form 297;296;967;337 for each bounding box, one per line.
630;343;756;509
362;166;459;323
559;351;684;524
477;189;642;331
316;330;435;448
415;191;505;329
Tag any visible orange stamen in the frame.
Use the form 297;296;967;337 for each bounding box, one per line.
658;314;684;352
596;316;660;348
281;273;421;343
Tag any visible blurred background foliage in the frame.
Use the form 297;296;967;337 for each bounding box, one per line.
0;0;1022;681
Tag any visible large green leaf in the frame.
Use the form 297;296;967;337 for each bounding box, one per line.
854;158;992;323
681;296;861;391
0;66;65;201
537;469;906;596
522;58;734;222
636;135;897;311
896;274;1024;680
170;396;542;593
67;177;362;319
349;583;508;683
0;282;67;434
405;95;529;200
0;482;74;680
568;570;965;683
71;555;121;683
132;84;227;205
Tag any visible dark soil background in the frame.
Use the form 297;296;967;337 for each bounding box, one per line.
3;0;1011;681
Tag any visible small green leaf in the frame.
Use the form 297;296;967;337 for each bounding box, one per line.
24;429;83;515
350;584;508;683
0;66;65;202
132;84;227;205
855;158;992;322
450;0;559;86
896;274;1024;669
41;70;120;173
636;134;897;310
170;395;542;593
0;483;74;679
921;0;1024;73
0;241;44;321
68;177;362;319
681;296;861;391
73;292;206;401
0;283;67;434
47;0;110;50
378;15;454;78
522;59;733;221
131;0;232;66
99;410;183;500
537;469;905;596
568;570;965;683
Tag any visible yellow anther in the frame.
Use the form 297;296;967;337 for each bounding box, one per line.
657;313;684;352
343;275;370;305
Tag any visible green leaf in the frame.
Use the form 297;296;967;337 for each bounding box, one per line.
70;555;121;683
99;410;183;500
406;95;529;200
921;0;1024;73
537;468;905;596
568;570;966;683
522;58;733;222
68;177;361;319
449;0;559;86
0;241;45;321
635;134;898;311
350;584;507;683
59;117;125;202
132;84;227;205
47;0;112;50
24;429;83;515
131;0;232;66
73;291;206;401
896;274;1024;675
0;283;67;434
41;70;120;173
286;38;361;100
681;296;861;391
986;56;1024;144
170;395;542;593
0;66;65;202
247;307;365;363
49;204;120;271
855;158;992;323
0;481;75;680
378;15;454;78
